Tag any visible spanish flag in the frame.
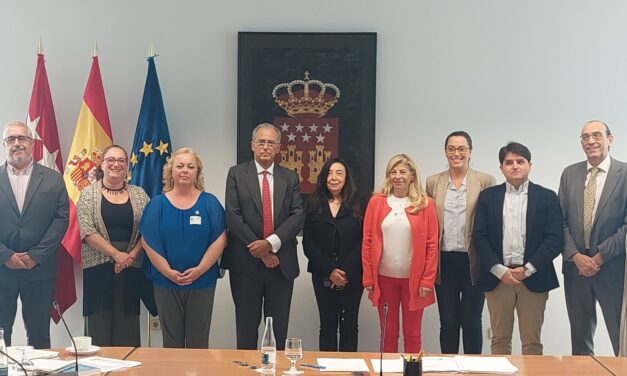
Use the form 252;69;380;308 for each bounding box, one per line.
63;55;113;269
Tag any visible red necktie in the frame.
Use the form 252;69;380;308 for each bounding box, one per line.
262;171;273;238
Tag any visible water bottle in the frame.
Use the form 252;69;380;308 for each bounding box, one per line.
260;317;276;373
0;328;8;376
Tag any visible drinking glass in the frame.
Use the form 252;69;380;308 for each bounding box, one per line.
13;346;35;375
283;338;303;375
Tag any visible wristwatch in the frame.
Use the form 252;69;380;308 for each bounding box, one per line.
523;265;533;277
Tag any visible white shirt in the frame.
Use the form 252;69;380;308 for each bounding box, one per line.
491;180;536;279
442;175;468;252
378;195;413;278
6;160;34;213
585;155;611;226
254;160;281;253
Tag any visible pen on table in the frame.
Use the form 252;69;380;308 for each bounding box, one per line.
300;363;326;369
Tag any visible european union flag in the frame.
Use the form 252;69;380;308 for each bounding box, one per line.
129;56;172;197
129;56;171;317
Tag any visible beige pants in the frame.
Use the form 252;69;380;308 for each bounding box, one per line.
485;282;548;355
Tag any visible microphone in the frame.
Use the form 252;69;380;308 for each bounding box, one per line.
0;347;28;376
379;303;388;376
53;301;79;376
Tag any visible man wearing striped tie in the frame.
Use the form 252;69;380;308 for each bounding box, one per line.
559;120;627;356
223;123;304;350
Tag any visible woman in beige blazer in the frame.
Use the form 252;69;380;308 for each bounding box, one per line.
425;131;495;354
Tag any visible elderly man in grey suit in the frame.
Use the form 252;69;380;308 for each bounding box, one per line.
0;121;69;349
222;123;304;350
559;120;627;356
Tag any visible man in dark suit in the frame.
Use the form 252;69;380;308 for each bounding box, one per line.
559;120;627;356
0;121;69;348
223;123;304;350
473;142;563;355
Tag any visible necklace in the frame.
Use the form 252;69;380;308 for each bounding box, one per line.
102;181;127;195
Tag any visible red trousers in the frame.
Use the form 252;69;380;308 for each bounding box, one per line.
377;275;424;353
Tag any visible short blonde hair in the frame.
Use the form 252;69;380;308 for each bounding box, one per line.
379;153;428;213
162;147;205;192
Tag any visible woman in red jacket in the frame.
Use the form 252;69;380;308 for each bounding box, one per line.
362;154;439;352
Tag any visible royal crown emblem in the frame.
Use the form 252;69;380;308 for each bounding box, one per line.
272;71;340;118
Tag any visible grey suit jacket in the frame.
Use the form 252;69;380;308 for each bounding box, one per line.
0;162;70;282
426;168;496;285
222;161;304;280
559;157;627;278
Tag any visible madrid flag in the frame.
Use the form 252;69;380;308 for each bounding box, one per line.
27;53;80;322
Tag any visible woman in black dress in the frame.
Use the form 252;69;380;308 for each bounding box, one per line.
303;157;363;351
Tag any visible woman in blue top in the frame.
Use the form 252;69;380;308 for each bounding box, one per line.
141;147;227;348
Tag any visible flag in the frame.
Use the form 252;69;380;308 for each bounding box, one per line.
64;55;113;202
128;56;172;196
129;56;172;316
26;53;80;323
63;56;113;315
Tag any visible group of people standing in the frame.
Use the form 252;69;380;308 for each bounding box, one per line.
0;119;625;358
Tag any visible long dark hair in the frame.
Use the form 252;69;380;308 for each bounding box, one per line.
306;157;361;220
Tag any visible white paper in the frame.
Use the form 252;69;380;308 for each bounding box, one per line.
32;358;74;372
453;355;518;374
370;357;404;373
316;358;369;372
422;356;461;372
79;356;142;372
7;347;58;362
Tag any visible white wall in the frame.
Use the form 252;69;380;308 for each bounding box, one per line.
1;0;626;356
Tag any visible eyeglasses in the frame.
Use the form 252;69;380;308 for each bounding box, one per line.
3;135;32;144
446;146;470;154
253;139;280;148
104;157;128;166
580;132;605;143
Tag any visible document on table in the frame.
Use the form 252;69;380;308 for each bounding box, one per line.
422;356;461;372
31;358;74;372
7;347;58;362
370;357;404;373
421;356;518;374
79;356;142;372
453;356;518;374
31;356;141;373
316;358;370;372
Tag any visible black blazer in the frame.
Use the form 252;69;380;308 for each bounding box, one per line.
222;161;304;281
472;181;564;293
303;203;363;288
0;163;69;282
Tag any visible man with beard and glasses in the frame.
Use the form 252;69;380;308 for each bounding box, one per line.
0;121;69;348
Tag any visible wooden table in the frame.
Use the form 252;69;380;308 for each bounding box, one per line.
115;348;611;375
53;347;616;375
504;355;611;376
593;356;626;375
